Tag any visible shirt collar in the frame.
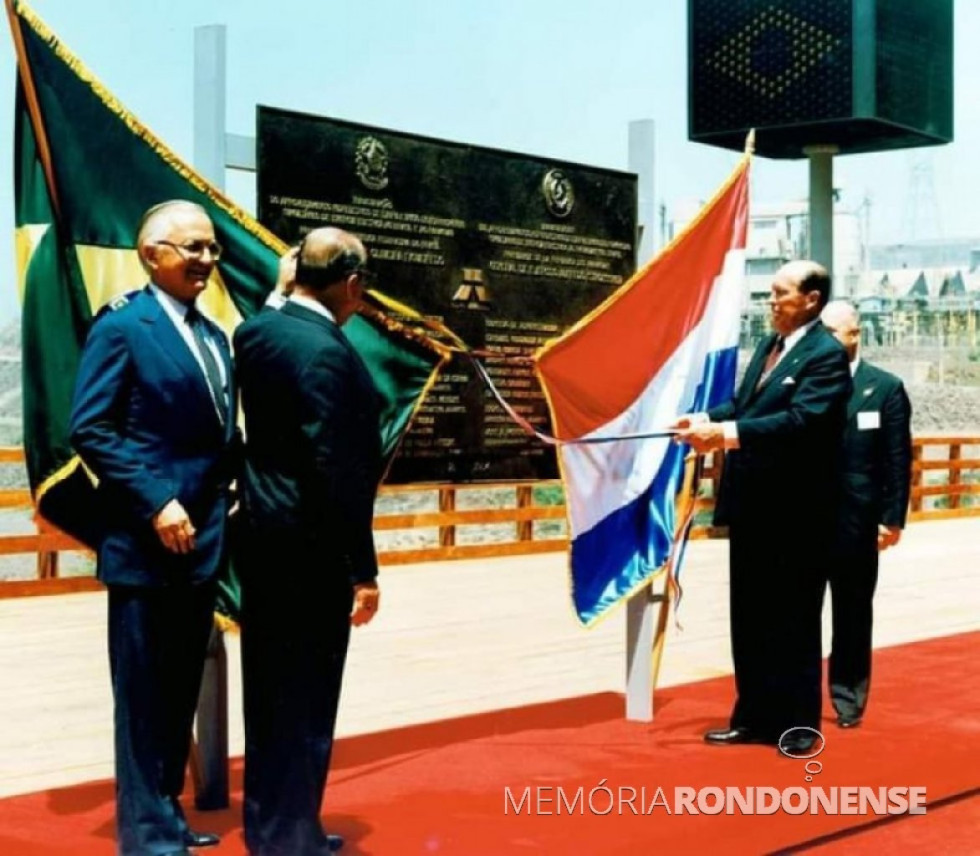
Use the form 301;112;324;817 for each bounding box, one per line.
289;293;336;324
850;355;861;377
149;282;192;321
782;317;819;354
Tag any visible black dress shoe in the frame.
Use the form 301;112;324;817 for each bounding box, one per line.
778;734;816;755
326;833;345;851
837;713;862;729
183;829;220;848
703;727;767;745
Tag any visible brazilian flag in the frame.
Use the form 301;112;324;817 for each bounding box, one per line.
9;1;449;615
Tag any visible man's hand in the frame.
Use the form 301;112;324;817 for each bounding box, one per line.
275;245;299;295
351;581;380;627
670;412;708;431
877;524;902;551
673;420;726;454
152;499;196;554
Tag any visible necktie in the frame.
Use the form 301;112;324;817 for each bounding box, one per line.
758;336;784;386
185;306;227;425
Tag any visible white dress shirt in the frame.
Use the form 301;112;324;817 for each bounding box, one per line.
719;318;823;447
685;318;822;449
149;284;228;414
288;293;337;325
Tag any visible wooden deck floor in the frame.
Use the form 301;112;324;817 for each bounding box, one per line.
1;518;979;798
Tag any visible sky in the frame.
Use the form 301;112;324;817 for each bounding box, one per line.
1;0;979;323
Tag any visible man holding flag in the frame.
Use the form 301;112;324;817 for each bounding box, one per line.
675;260;851;755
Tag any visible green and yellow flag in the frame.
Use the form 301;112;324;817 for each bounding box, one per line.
7;1;449;612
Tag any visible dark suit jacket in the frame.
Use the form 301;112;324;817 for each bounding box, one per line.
836;360;912;553
69;287;236;587
709;323;852;529
234;300;382;585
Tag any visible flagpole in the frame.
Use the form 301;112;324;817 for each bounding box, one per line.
650;452;700;688
4;0;63;221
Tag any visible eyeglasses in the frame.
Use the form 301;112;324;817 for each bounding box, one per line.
156;239;224;260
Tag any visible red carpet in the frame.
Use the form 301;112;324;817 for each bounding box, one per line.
1;631;978;855
796;789;980;854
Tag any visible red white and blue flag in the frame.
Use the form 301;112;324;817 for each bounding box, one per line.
535;157;749;625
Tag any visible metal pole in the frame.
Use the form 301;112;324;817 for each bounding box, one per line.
194;25;227;187
805;145;838;287
192;23;230;811
629;120;657;262
625;120;658;722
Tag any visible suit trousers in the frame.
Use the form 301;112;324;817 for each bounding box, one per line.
826;548;879;718
727;521;825;740
108;581;216;856
240;537;354;856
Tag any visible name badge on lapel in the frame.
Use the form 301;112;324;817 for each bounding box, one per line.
857;411;881;431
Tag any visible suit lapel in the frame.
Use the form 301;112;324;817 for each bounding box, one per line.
738;334;776;406
753;324;822;398
848;361;876;419
135;287;223;425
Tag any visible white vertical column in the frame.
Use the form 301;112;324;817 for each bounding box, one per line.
624;119;657;722
194;25;227;189
629;119;657;262
192;23;230;811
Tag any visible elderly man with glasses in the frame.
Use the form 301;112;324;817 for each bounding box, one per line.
70;200;237;856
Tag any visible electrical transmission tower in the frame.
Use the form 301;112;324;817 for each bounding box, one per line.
902;151;943;244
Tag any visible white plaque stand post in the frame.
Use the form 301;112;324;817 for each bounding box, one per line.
624;119;671;722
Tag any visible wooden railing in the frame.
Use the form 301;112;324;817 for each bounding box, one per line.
0;449;569;598
908;435;980;520
0;448;100;598
373;482;567;564
1;435;978;598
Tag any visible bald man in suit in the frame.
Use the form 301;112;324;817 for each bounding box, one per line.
675;261;851;756
235;227;382;856
820;300;912;729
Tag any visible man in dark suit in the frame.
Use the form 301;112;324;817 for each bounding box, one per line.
235;227;382;856
674;260;851;755
69;201;235;855
820;300;912;728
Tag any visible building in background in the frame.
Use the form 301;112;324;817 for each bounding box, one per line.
668;196;980;349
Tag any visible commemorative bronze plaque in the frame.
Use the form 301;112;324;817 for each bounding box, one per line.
257;106;637;483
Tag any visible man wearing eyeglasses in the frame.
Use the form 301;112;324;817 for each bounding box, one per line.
234;226;382;856
70;200;236;856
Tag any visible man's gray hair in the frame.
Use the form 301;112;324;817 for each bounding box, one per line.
136;200;209;250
